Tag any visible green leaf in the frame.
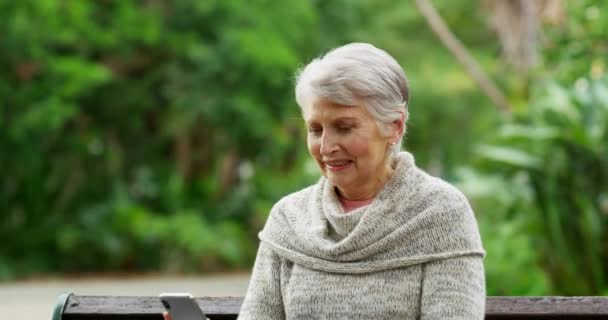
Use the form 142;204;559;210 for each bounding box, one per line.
498;124;560;141
48;57;113;98
539;82;581;123
477;145;542;169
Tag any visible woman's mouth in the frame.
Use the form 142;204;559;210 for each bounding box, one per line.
324;160;353;172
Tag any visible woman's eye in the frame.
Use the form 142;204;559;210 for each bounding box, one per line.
308;127;322;134
338;127;352;133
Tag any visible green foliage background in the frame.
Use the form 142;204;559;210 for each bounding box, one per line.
1;0;606;295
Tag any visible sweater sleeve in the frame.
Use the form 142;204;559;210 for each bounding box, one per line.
419;256;485;319
237;242;285;320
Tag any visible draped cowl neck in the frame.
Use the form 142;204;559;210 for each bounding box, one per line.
259;152;485;274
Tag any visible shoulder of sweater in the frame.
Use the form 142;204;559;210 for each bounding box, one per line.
408;168;482;246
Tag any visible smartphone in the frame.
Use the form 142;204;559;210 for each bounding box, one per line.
159;292;207;320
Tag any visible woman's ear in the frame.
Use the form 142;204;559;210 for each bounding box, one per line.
391;112;405;143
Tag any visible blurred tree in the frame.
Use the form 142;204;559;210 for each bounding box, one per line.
474;76;608;294
464;0;608;294
415;0;511;113
0;0;365;278
483;0;565;74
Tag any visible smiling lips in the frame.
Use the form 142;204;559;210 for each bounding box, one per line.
324;160;354;171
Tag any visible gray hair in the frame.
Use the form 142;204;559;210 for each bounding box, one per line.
295;42;409;160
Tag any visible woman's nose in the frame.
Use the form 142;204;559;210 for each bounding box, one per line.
320;132;339;155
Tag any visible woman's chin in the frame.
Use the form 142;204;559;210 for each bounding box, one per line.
326;174;354;189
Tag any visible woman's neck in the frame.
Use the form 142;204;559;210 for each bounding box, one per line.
337;192;374;213
336;164;394;201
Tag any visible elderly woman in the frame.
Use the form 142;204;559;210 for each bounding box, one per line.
238;43;485;319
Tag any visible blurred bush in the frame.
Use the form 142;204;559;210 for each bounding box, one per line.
0;0;352;278
469;76;608;294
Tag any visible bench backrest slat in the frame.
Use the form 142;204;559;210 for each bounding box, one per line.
59;295;608;320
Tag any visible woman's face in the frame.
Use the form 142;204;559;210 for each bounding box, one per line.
304;99;394;200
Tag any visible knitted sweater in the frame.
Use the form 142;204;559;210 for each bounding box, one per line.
238;152;486;319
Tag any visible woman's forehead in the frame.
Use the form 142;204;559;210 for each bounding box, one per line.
304;100;368;121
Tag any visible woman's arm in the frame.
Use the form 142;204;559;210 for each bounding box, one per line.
419;256;485;319
237;242;285;320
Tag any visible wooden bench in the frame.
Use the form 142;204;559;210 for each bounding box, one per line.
53;293;608;319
